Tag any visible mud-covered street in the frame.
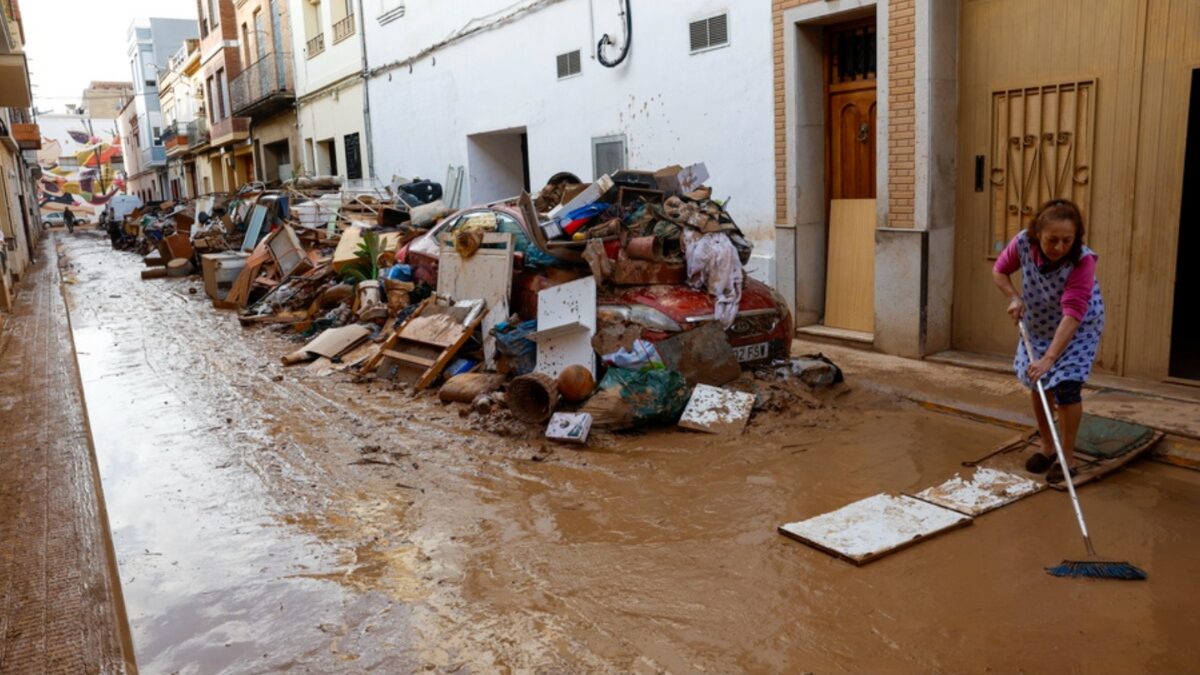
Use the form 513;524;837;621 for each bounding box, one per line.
46;230;1200;673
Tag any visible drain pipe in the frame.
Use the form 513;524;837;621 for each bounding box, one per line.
357;0;377;186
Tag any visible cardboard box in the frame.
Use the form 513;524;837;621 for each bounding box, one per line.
654;163;709;196
546;412;593;444
332;225;404;274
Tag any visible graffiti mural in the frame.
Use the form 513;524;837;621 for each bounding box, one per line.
36;127;127;219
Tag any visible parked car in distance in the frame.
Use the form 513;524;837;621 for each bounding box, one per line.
397;201;794;365
41;211;64;228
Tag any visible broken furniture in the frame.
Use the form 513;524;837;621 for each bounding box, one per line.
360;299;487;389
529;275;597;381
436;231;514;369
200;251;249;301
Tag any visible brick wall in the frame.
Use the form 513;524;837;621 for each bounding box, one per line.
772;0;918;227
886;0;915;228
771;0;814;223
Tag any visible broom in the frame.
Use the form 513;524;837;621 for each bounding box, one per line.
1019;321;1147;580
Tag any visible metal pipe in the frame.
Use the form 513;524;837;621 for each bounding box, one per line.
357;0;376;183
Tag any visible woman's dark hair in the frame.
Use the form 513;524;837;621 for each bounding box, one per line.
1028;198;1085;265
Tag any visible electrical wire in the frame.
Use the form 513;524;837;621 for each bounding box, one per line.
597;0;631;68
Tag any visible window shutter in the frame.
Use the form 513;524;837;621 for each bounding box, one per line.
557;49;581;78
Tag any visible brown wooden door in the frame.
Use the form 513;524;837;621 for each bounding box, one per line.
830;89;877;199
824;20;877;333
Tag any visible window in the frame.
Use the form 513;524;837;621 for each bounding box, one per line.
206;77;216;123
207;0;219;30
242;23;252;66
153;127;162;146
556;50;581;79
689;14;729;53
344;133;362;180
253;10;266;60
591;134;626;179
217;68;229;119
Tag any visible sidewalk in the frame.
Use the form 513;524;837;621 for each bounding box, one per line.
0;235;135;674
794;337;1200;465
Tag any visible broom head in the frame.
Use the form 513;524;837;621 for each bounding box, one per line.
1046;560;1148;580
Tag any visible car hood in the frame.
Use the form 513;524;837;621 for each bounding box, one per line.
600;277;781;324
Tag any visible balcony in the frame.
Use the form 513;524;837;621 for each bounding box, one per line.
141;146;167;168
11;122;38;150
161;122;190;157
306;33;324;59
210;116;250;147
188;118;210;150
231;52;294;119
333;14;356;44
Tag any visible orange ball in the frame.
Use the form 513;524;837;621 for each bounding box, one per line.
556;365;596;403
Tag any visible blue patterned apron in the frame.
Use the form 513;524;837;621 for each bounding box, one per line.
1011;231;1105;390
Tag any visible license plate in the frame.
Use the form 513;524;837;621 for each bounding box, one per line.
733;341;769;362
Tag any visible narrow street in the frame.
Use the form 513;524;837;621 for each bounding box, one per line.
23;229;1199;673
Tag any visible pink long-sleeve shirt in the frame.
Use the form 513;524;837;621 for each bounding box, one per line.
994;234;1096;321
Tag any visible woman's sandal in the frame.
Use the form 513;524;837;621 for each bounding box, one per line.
1046;463;1075;484
1024;452;1055;474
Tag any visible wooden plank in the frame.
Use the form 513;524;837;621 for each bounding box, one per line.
414;309;488;390
382;349;435;368
823;198;875;333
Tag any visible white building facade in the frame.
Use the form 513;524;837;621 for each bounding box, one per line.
288;0;370;185
362;0;777;282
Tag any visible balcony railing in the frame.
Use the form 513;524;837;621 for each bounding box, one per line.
230;52;294;117
210;116;250;145
162;122;190;155
187;118;210;149
141;146;167;167
333;14;356;44
12;122;39;150
306;33;325;59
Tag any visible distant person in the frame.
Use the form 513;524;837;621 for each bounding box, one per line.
992;199;1105;483
63;206;76;233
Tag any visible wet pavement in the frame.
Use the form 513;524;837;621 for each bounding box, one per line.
0;236;133;674
44;231;1200;672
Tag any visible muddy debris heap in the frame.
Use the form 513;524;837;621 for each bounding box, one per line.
111;167;843;444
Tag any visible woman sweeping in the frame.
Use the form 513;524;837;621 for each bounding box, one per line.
992;199;1105;483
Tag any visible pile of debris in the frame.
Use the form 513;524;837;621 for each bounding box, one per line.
110;164;842;443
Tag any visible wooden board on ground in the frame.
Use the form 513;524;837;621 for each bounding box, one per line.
436;232;514;369
965;415;1164;491
823;198;876;333
678;384;755;434
908;467;1044;517
778;494;972;565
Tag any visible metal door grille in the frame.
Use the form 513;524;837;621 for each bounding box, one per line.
988;79;1096;256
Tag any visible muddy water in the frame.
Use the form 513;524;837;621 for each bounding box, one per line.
59;232;1200;673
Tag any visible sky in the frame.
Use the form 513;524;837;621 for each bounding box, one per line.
21;0;200;114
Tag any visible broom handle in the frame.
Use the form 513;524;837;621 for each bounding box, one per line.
1020;321;1097;557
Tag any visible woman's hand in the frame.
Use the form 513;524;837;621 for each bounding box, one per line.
1006;297;1026;324
1027;356;1055;382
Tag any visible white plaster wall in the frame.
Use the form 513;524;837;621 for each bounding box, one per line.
288;0;365;95
295;82;366;178
364;0;777;281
